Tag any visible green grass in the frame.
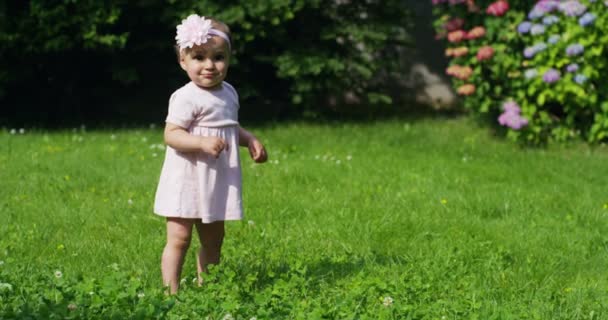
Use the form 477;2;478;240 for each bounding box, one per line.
1;118;608;319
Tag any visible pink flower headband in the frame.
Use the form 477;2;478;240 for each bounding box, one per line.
175;14;231;51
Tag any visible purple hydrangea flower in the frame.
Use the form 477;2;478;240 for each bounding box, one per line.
574;74;588;84
548;34;561;44
528;8;544;20
533;42;547;52
518;21;533;34
579;12;596;26
524;68;538;79
535;0;560;13
559;1;587;17
530;24;546;35
566;43;584;56
543;68;561;83
566;63;579;73
498;101;528;130
524;47;537;58
502;101;521;114
542;15;559;25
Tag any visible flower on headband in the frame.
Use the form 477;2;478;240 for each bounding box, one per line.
176;14;213;50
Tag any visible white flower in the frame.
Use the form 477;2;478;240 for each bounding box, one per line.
55;270;63;278
110;134;117;140
176;14;213;50
137;292;145;299
222;314;235;320
180;277;187;284
382;296;394;307
67;303;77;311
9;129;16;135
0;260;4;266
250;317;258;320
346;155;352;161
248;220;255;226
128;199;133;205
18;128;25;134
88;291;95;295
149;123;157;129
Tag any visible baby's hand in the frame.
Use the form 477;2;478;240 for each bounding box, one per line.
248;139;267;163
200;137;228;158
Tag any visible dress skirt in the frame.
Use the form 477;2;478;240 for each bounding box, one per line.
154;125;243;223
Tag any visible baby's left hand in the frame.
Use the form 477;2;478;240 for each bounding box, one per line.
248;139;267;163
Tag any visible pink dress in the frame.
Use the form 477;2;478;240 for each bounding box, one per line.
154;81;243;223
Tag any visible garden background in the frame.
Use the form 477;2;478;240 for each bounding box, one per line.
2;0;608;319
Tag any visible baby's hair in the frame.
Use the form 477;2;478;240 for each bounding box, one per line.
174;17;231;62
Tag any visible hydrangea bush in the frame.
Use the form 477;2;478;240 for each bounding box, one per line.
433;0;608;144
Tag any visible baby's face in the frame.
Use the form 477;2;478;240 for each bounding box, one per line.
179;37;230;89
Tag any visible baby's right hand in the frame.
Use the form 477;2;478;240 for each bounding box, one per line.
200;137;228;158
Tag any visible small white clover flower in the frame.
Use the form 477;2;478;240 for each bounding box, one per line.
250;317;258;320
137;292;145;299
67;303;77;311
0;260;4;266
128;199;133;205
180;277;187;284
222;314;235;320
382;296;394;307
248;220;255;226
18;128;25;134
111;134;117;140
9;129;16;135
346;155;352;161
88;291;95;295
54;270;63;278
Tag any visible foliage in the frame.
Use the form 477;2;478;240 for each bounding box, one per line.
0;1;413;123
432;0;608;144
2;121;608;318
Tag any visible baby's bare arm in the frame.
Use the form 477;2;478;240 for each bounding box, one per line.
239;126;267;163
164;122;227;158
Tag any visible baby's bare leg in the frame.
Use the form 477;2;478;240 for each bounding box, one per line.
161;217;194;294
195;221;225;284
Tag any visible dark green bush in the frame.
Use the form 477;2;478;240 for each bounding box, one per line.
0;1;413;124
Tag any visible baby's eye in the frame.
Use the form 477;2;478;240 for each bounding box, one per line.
193;55;204;60
214;54;225;61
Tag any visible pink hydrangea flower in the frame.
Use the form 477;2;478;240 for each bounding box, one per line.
466;26;486;40
486;0;510;16
476;46;495;61
447;30;467;43
457;84;476;95
445;18;465;32
175;14;213;50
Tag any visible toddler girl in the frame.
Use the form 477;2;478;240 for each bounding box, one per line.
154;14;267;294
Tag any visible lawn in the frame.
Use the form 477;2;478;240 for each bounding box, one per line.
1;117;607;319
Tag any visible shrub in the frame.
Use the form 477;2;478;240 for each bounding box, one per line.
0;1;413;123
433;0;608;144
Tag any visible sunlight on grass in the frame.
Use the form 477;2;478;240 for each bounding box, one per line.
1;118;608;318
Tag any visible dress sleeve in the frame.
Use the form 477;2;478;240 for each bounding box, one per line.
165;91;196;129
